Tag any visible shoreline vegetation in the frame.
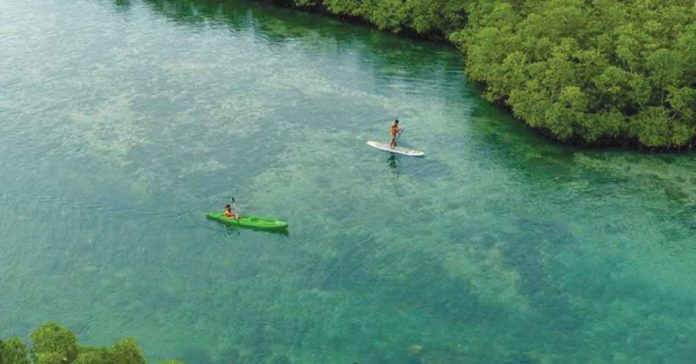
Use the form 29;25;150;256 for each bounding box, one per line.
257;0;696;151
0;323;180;364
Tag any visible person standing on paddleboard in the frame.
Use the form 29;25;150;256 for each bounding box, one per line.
389;119;400;148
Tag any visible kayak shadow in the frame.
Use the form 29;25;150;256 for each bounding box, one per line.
223;224;290;237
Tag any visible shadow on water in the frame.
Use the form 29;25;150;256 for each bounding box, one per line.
465;99;696;239
220;223;290;237
132;0;464;79
386;154;400;177
113;0;131;11
142;0;252;28
465;98;695;186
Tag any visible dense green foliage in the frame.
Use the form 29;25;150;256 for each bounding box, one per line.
267;0;696;149
30;323;79;364
0;323;178;364
1;338;31;364
452;0;695;148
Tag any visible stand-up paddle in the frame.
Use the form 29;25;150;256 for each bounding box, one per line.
395;129;405;145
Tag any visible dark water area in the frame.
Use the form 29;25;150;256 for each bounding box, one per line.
1;0;694;362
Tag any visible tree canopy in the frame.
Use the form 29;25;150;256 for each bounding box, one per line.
0;323;179;364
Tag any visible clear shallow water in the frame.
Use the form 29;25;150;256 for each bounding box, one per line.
1;0;695;362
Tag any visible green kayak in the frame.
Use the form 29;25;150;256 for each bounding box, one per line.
206;212;288;231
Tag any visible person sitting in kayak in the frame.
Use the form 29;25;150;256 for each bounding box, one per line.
224;204;239;220
389;119;400;148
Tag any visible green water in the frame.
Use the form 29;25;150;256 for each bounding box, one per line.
1;0;695;362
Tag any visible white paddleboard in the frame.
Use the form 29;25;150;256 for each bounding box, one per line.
366;141;425;157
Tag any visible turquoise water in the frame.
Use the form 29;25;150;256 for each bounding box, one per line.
1;0;695;362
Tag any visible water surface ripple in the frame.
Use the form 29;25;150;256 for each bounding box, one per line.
1;0;695;362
